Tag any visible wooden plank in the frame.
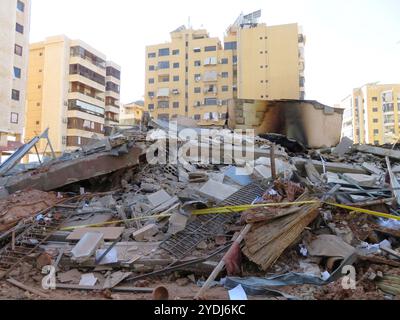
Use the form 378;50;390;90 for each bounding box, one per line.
7;278;50;299
66;227;124;241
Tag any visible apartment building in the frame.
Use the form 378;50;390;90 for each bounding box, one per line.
341;83;400;145
144;11;305;124
26;35;121;155
105;61;121;133
120;101;144;126
0;0;31;151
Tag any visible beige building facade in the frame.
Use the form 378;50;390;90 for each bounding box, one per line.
26;35;121;155
144;12;305;124
341;83;400;145
0;0;31;150
120;101;144;126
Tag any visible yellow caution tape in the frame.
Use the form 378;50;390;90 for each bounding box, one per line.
61;200;400;231
324;202;400;221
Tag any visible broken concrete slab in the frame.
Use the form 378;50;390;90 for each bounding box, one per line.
332;137;353;157
362;162;384;176
132;224;159;241
147;190;172;207
293;158;367;174
58;269;82;284
253;165;272;180
71;232;104;263
168;212;189;235
198;180;239;202
307;235;355;258
342;173;378;188
103;271;132;289
67;227;124;241
355;145;400;160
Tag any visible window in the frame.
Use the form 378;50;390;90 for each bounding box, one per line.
372;97;378;102
36;102;41;106
194;87;201;94
13;67;21;79
148;52;156;58
70;64;105;85
173;75;179;82
233;56;238;65
221;58;228;64
204;57;217;66
38;85;41;89
193;48;201;53
77;137;82;145
158;61;170;69
11;89;20;101
148;104;155;110
383;103;394;113
172;49;180;55
39;52;43;56
373;129;379;135
221;72;229;78
16;23;24;34
194;74;201;81
205;46;217;52
148;91;154;98
10;112;19;124
158;101;169;109
173;62;180;68
194;60;201;67
68;99;105;116
204;98;217;106
222;86;229;92
36;121;40;125
149;78;154;84
17;0;25;12
106;67;121;79
374;141;380;145
224;42;237;50
373;119;379;123
158;48;170;56
173;102;179;108
194;114;201;120
159;75;169;82
372;107;378;112
149;65;155;71
14;44;23;56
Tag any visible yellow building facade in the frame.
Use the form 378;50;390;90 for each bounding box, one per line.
120;101;144;126
0;0;31;149
26;35;121;155
144;12;305;124
341;83;400;145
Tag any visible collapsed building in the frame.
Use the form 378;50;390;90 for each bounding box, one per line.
0;101;399;301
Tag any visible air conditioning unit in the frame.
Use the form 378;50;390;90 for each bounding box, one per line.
172;89;179;95
194;101;201;107
195;76;201;82
217;100;223;106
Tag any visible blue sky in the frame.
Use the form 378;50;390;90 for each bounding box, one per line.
30;0;400;106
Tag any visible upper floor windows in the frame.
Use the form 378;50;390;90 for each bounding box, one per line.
158;48;170;57
158;61;170;69
172;49;180;55
16;23;24;34
106;66;121;80
17;1;25;12
205;46;217;52
224;42;237;50
148;52;156;58
14;44;23;56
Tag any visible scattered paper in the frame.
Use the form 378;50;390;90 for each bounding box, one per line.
228;284;248;301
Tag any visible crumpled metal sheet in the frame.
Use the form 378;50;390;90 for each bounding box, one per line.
225;254;358;298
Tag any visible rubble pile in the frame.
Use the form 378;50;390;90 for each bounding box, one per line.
0;125;400;301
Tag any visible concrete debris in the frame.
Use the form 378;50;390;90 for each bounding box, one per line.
71;232;104;263
199;180;239;202
1;125;400;301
